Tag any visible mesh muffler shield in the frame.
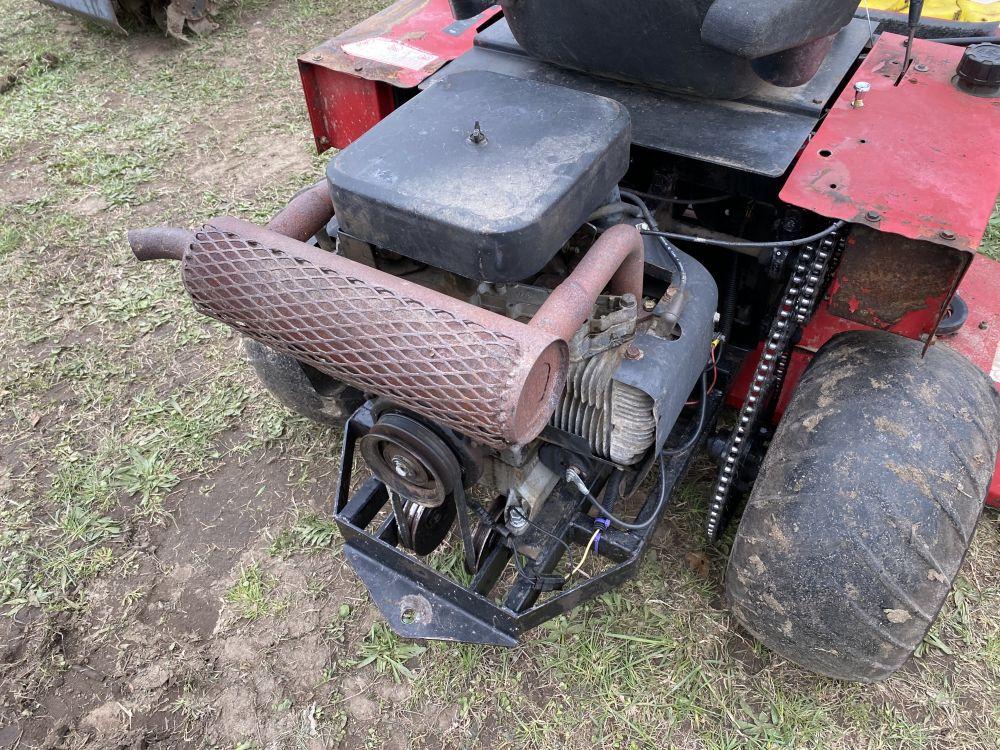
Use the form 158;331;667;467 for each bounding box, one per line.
181;224;561;447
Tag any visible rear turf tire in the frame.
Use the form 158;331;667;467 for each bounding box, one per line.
726;330;1000;682
244;339;364;426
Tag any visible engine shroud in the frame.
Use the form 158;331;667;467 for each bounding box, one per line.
327;69;631;282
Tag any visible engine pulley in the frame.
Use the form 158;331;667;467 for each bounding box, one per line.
360;413;462;508
401;498;457;556
466;496;506;574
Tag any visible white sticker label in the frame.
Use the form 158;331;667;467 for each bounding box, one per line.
991;342;1000;383
341;37;439;71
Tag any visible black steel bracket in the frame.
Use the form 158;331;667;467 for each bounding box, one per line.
332;388;728;647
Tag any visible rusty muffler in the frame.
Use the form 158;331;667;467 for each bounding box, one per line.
129;199;642;448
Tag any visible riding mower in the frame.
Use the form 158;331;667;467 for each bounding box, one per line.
128;0;1000;683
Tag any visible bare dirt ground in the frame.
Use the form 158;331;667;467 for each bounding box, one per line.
1;2;999;749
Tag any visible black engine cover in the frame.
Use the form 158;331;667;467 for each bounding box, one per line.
327;70;631;283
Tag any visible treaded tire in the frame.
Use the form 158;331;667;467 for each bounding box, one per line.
726;330;1000;682
244;339;363;426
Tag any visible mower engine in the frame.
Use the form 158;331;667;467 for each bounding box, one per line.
130;0;1000;680
128;66;716;569
323;69;715;510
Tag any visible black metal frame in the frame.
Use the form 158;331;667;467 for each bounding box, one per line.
332;384;729;647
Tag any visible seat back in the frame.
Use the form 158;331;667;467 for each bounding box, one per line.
500;0;862;99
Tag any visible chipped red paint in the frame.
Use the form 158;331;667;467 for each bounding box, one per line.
780;33;1000;252
824;226;969;343
298;0;500;151
298;68;396;153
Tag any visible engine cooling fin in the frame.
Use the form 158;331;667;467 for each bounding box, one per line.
551;348;656;466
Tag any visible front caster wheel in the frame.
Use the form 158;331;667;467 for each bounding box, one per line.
726;331;999;682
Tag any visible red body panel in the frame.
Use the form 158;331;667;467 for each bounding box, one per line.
780;33;1000;252
781;34;1000;345
298;0;500;151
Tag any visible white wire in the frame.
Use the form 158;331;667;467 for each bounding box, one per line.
568;529;601;579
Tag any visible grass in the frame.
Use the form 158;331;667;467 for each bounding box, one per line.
269;513;342;557
224;562;279;621
0;0;998;748
985;204;1000;260
357;622;427;683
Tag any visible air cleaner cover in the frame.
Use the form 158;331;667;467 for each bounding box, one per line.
326;70;631;282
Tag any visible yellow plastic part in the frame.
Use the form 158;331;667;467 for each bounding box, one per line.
861;0;1000;22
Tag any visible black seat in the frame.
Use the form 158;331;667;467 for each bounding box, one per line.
500;0;862;99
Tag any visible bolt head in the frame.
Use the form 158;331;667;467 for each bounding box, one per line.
854;81;871;93
979;321;989;330
865;210;881;222
508;507;528;529
391;457;414;478
643;298;656;311
939;230;956;241
469;120;487;145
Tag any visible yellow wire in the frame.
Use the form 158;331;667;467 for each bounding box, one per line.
569;528;602;579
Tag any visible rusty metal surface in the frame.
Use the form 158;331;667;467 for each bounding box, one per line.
129;212;645;447
37;0;220;38
127;226;189;261
532;224;644;341
159;0;219;39
827;225;968;338
266;181;334;243
168;218;566;447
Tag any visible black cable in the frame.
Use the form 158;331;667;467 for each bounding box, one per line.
509;507;577;591
575;371;708;531
640;220;845;250
621;365;712;500
626;188;732;205
576;451;670;532
600;470;626;516
664;371;710;456
619;189;688;291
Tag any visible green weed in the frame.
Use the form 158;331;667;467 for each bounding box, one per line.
357;622;427;683
224;562;278;621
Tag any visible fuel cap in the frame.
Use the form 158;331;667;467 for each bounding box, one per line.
956;43;1000;96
